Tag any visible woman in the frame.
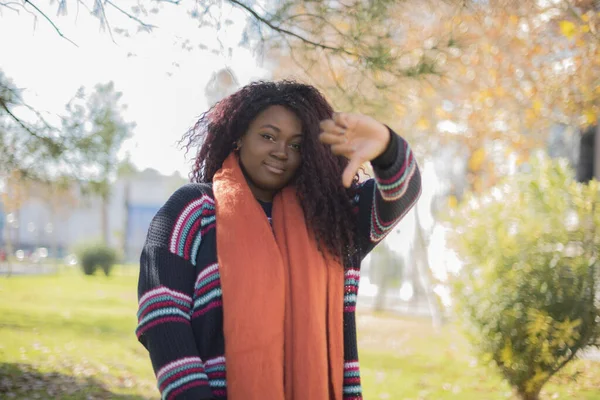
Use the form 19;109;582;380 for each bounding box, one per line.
136;80;421;400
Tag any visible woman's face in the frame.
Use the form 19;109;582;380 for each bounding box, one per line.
238;105;303;202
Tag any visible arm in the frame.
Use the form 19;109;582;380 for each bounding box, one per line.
354;129;421;256
137;185;214;400
319;113;421;257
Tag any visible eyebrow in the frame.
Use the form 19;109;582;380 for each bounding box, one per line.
259;124;302;138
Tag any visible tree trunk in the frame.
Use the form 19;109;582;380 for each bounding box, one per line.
374;268;389;312
122;181;130;262
595;125;600;180
101;194;109;245
517;388;541;400
50;209;58;273
4;229;12;278
413;210;443;328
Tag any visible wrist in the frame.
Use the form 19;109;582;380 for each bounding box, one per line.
371;126;398;169
375;122;390;157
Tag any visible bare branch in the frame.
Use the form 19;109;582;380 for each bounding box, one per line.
0;97;50;142
283;12;347;39
22;0;78;47
227;0;361;58
96;0;116;43
286;41;317;81
105;0;156;31
0;82;60;136
324;52;360;110
0;1;21;12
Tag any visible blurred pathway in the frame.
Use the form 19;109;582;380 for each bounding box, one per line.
0;263;58;276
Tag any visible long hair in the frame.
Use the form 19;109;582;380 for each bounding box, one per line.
181;80;359;263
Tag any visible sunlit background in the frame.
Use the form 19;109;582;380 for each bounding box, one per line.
1;1;599;399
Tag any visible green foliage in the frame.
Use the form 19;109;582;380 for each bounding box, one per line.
0;70;67;180
63;82;135;195
1;70;135;185
76;243;118;276
449;157;600;399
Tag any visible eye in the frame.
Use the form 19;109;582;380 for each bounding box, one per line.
289;143;301;151
261;133;275;142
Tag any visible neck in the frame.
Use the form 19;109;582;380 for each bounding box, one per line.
248;183;274;202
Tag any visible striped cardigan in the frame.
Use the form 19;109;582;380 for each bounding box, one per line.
136;131;421;399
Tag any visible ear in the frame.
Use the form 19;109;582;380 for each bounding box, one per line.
234;138;243;151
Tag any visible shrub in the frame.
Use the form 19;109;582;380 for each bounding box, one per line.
76;243;118;276
449;157;600;400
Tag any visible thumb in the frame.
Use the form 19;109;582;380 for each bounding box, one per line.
342;157;362;188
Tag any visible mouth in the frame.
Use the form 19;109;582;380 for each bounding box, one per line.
263;162;286;175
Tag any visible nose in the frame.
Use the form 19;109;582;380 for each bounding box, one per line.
271;140;288;160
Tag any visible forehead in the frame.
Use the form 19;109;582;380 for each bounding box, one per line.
249;105;302;134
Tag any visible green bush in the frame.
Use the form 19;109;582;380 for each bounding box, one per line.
76;243;118;276
449;157;600;400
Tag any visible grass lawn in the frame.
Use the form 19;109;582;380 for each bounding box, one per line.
0;267;598;399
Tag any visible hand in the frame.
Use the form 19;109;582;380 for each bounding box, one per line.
319;112;390;188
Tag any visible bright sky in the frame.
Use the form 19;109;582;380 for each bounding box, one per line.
0;2;269;176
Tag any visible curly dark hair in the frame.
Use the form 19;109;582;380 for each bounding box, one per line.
181;80;359;263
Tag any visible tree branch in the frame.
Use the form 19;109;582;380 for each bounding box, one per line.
96;0;116;43
0;97;52;143
0;83;58;131
105;0;156;31
22;0;78;47
0;1;21;12
226;0;361;58
282;12;347;39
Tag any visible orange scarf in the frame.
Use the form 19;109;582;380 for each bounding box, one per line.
213;153;344;400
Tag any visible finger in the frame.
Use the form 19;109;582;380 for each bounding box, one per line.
319;132;347;145
319;119;346;135
332;112;349;129
319;119;336;131
342;157;362;188
330;142;356;156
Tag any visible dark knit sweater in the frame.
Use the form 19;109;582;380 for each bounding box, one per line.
136;131;421;400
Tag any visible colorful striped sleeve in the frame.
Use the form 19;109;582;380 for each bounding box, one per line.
137;184;215;400
355;129;421;256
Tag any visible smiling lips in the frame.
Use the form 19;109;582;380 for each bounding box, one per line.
263;162;286;175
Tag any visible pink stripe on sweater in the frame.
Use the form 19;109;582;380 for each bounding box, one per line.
183;217;203;260
207;371;226;379
136;316;189;338
192;300;223;318
169;196;214;253
139;300;189;319
195;279;221;297
379;161;418;198
167;380;209;400
160;367;207;391
201;222;215;236
376;144;411;185
139;286;191;306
